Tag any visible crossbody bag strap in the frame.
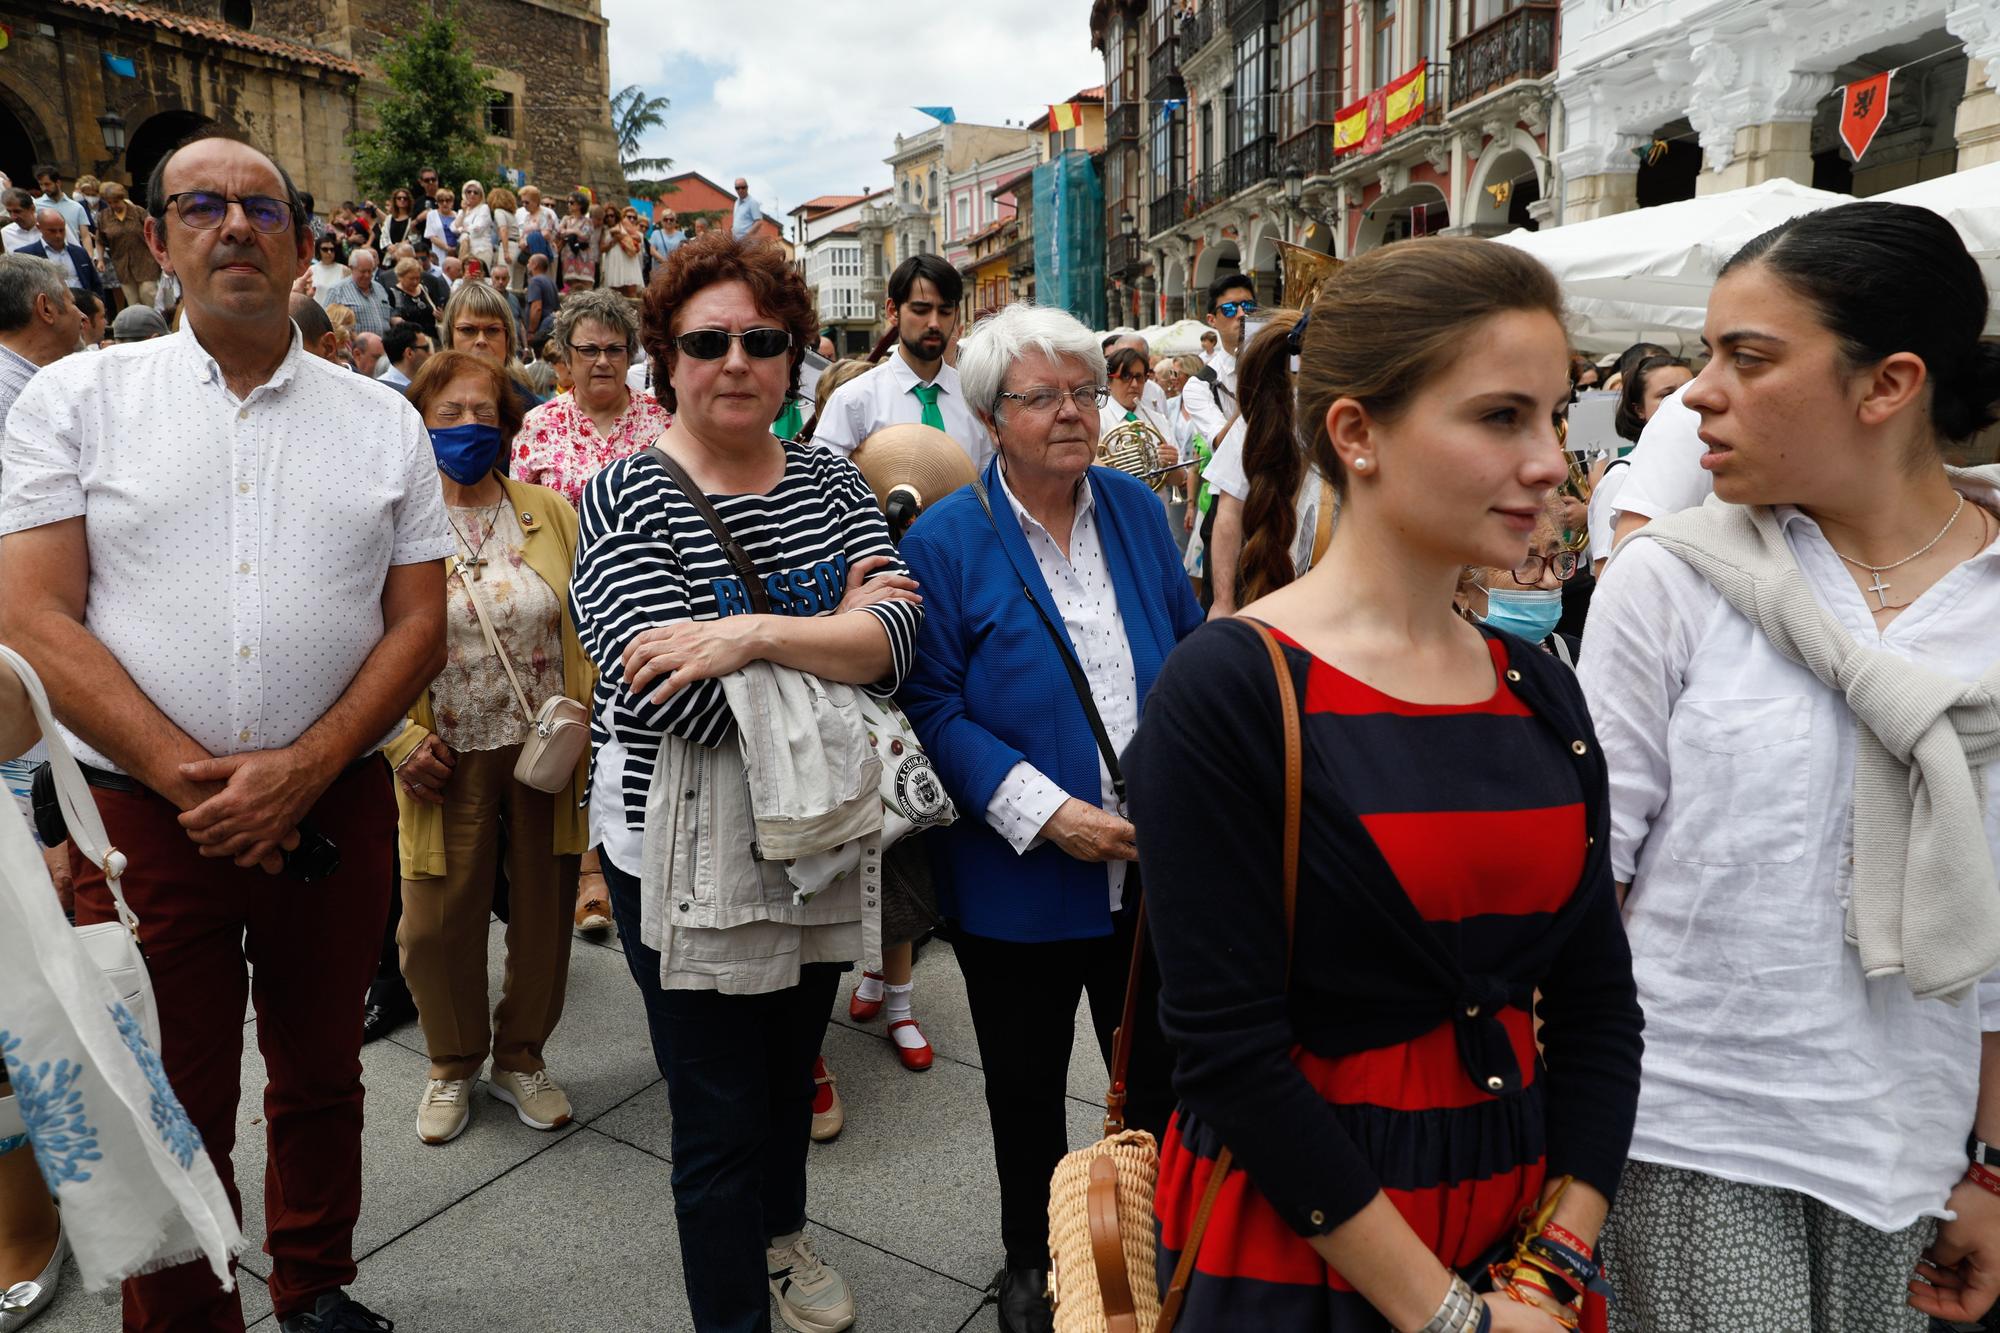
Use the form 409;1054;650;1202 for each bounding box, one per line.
1155;619;1302;1333
455;557;538;727
0;644;136;931
647;445;773;616
968;477;1125;810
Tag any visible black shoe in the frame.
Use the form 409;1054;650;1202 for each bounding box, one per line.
361;990;416;1045
279;1289;394;1332
995;1265;1053;1333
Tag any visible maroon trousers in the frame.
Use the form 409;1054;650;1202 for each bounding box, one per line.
71;760;394;1331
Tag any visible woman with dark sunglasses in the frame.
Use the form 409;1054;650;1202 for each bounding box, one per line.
377;188;418;253
306;234;349;304
568;230;922;1333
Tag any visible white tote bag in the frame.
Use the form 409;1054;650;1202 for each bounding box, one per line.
0;645;242;1289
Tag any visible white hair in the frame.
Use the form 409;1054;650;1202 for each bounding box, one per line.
957;303;1106;420
348;246;377;265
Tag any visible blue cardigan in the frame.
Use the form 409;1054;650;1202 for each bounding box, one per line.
898;457;1205;943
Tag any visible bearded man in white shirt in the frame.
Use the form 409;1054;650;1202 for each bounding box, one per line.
0;131;451;1333
810;253;994;470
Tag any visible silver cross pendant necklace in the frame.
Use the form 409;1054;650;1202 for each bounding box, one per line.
1828;493;1965;610
446;501;506;580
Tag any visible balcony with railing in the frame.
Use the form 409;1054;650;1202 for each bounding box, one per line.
1108;231;1143;275
1279;122;1337;181
1147;37;1179;93
1148;187;1185;236
1225;0;1277;32
1176;0;1214;54
1108;100;1143;142
1451;2;1558;106
1225;134;1276;196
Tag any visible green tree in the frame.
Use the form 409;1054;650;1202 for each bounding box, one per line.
612;84;675;198
351;9;495;198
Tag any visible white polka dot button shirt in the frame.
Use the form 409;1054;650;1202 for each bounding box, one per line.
0;323;456;772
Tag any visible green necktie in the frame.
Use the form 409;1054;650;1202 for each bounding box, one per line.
1124;409;1139;422
911;382;945;431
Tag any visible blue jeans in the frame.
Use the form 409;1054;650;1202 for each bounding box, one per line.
601;857;840;1333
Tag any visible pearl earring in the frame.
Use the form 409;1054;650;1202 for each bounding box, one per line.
1353;457;1370;471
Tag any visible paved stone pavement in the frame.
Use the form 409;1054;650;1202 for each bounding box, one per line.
33;919;1110;1332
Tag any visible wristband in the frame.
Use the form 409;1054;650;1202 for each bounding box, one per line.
1541;1221;1594;1260
1967;1161;2000;1199
1968;1134;2000;1170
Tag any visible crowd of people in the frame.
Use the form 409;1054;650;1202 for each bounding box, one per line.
0;122;1998;1333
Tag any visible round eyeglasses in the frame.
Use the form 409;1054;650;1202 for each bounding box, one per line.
1511;550;1582;586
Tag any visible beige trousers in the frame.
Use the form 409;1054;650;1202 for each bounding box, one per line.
397;743;579;1081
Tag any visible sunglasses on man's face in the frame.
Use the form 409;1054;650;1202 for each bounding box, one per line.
1215;299;1257;318
674;328;791;360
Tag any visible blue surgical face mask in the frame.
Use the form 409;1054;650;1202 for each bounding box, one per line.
428;423;502;486
1481;587;1563;644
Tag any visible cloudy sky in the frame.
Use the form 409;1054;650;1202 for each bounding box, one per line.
598;0;1107;215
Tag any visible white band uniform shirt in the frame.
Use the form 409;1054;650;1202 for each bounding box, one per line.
1608;385;1712;524
1201;417;1324;578
808;349;995;473
982;462;1137;912
1577;477;2000;1232
0;323;455;773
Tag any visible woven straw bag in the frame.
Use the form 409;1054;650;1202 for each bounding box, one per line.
1047;622;1303;1333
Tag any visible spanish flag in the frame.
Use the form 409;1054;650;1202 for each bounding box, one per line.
1333;95;1369;154
1048;102;1081;132
1384;64;1427;135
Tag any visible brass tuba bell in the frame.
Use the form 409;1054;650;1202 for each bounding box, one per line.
1097;415;1176;492
1274;239;1342;311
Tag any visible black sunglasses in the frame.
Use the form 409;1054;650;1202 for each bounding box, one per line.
162;191;293;233
674;328;791;360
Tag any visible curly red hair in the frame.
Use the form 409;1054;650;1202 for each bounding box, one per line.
641;231;815;414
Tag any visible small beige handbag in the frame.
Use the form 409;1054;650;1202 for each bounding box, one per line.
456;563;588;794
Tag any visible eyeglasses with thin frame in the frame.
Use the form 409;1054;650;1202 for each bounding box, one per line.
568;342;630;362
998;384;1109;414
1215;299;1258;318
674;328;791;360
1510;550;1582;586
162;191;293;234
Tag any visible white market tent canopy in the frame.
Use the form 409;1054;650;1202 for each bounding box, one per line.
1874;160;2000;335
1493;178;1850;354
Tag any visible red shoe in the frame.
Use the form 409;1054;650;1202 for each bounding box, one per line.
888;1019;933;1072
848;972;885;1022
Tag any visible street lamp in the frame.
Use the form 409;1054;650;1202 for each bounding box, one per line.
1284;162;1304;210
1119;207;1135;235
97;109;127;159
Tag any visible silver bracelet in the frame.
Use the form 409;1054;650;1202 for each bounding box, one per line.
1414;1272;1484;1333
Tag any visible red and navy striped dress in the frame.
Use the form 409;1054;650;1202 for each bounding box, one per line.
1151;630;1585;1329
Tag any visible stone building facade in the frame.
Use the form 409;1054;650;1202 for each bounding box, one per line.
0;0;620;211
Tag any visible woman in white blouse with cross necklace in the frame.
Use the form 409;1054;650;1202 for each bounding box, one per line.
1579;202;2000;1331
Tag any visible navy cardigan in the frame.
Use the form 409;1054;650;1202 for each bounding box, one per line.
898;458;1205;943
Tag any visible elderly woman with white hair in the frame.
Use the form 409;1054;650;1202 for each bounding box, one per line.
897;302;1204;1333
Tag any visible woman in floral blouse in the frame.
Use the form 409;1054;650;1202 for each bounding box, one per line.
513;288;668;932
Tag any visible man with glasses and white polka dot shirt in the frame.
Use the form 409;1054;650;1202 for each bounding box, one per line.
0;131;452;1333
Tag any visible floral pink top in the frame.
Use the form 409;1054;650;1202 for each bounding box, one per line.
513;389;671;506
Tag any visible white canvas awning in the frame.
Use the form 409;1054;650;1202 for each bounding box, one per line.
1493;178;1852;354
1874;161;2000;336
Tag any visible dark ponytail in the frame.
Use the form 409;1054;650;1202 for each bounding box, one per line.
1723;201;1998;442
1236;309;1306;606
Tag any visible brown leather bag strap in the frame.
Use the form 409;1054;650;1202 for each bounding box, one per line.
1155;620;1302;1333
1103;894;1149;1136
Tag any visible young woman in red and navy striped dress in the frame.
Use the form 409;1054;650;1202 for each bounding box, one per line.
1126;238;1644;1333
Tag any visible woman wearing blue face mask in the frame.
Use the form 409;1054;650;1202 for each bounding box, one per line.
1459;498;1584;665
383;349;597;1147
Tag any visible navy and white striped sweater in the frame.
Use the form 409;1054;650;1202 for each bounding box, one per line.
569;440;920;832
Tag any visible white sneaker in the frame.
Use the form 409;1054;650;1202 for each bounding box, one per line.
416;1077;472;1144
487;1067;573;1130
766;1230;855;1333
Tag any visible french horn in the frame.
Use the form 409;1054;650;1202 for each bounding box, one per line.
1097;415;1176;492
